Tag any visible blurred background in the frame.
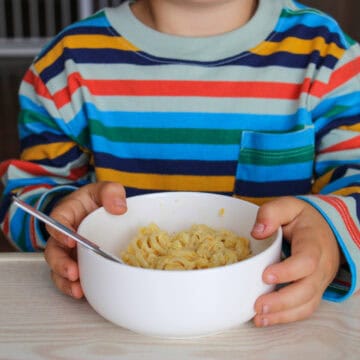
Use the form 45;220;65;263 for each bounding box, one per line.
0;0;359;251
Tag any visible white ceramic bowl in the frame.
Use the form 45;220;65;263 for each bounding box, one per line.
77;192;282;338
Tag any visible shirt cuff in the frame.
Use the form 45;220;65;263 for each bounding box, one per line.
297;194;358;302
33;185;78;247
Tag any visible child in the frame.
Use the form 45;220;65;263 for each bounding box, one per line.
0;0;359;328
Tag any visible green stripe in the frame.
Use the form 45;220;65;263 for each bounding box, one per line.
90;119;242;144
323;105;350;119
20;109;89;148
281;8;324;18
239;145;314;165
345;34;356;47
19;109;59;130
80;10;105;22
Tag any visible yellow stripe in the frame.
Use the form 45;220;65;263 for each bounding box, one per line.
96;168;234;192
253;37;344;59
35;35;139;74
21;142;75;161
312;170;334;194
332;186;360;196
339;124;360;132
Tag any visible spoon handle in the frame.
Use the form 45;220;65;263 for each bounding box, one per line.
12;196;123;264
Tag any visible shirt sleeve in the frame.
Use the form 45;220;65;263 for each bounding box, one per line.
0;64;92;251
298;40;360;302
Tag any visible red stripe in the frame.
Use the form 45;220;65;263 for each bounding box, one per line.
318;195;360;248
3;212;10;236
24;69;52;100
1;160;85;181
53;72;302;108
29;215;39;250
19;184;53;195
88;79;302;98
68;164;88;180
320;135;360;153
0;160;53;177
306;57;360;98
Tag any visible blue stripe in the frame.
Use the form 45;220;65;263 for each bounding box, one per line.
316;159;360;174
19;95;86;140
349;193;360;220
40;49;150;83
236;162;313;182
235;178;311;196
19;122;63;140
319;174;360;194
10;194;40;251
331;165;360;181
21;132;74;150
19;95;50;117
92;137;239;161
4;178;59;194
39;46;339;84
243;51;338;70
10;206;30;250
19;117;65;140
82;104;309;131
316;114;360;141
313;92;360;121
241;127;314;150
270;24;344;48
30;146;84;168
278;10;348;48
0;194;12;223
67;13;111;29
313;93;360;130
94;152;237;176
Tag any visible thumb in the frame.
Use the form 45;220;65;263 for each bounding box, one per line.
97;182;127;215
251;196;306;239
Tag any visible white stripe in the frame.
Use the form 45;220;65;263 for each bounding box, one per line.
317;148;360;162
318;129;359;150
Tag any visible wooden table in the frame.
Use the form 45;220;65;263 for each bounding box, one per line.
0;253;359;360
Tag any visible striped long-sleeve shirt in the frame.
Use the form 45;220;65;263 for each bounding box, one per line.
0;0;359;301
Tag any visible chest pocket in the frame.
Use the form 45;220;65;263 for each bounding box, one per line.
234;126;315;200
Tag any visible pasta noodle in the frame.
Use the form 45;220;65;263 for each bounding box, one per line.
121;223;251;270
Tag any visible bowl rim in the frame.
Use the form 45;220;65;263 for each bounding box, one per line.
78;191;283;274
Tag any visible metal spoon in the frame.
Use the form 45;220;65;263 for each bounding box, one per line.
12;196;123;264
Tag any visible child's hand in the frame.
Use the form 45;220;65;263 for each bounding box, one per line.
43;182;127;298
251;197;341;327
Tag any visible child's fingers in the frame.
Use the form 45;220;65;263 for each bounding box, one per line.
45;182;127;244
44;237;79;282
251;197;306;239
263;248;319;285
97;182;127;214
253;294;322;327
254;275;321;316
45;227;77;248
50;271;84;299
46;189;100;244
